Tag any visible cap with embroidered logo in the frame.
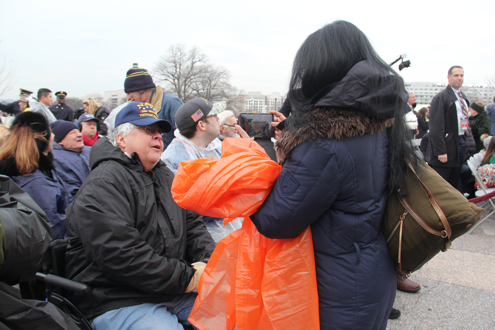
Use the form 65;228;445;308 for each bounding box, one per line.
115;102;171;133
174;97;214;131
76;113;100;127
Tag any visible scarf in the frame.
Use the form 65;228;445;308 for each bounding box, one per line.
150;86;164;114
83;132;99;146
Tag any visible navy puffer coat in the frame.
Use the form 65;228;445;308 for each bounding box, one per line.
251;60;404;329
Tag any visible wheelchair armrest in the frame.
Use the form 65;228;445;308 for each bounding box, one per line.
36;272;91;295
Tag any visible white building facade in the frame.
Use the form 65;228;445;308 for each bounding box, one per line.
103;89;127;110
243;91;285;112
405;82;495;106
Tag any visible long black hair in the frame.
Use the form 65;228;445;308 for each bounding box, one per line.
286;20;419;196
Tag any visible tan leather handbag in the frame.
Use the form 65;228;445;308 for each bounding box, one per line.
383;163;484;274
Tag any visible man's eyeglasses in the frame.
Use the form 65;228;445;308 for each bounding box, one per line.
140;125;164;136
222;124;236;128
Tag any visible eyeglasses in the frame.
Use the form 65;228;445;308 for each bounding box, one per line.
139;125;164;136
222;124;236;128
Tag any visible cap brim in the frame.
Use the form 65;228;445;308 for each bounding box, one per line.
129;117;172;133
80;117;100;123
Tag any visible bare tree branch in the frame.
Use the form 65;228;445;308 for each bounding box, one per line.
191;65;233;102
225;92;246;117
153;45;237;103
0;55;17;97
153;45;208;101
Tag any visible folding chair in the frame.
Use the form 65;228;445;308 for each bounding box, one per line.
466;156;495;233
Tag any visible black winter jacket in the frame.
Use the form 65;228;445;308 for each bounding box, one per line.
94;106;110;136
417;115;429;139
427;86;469;167
65;138;215;319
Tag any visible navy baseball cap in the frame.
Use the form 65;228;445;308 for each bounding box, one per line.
115;102;172;133
76;112;100;126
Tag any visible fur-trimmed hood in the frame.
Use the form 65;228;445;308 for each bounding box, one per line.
0;152;55;178
276;108;392;158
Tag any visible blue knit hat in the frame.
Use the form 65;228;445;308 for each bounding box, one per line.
50;120;79;143
124;67;156;93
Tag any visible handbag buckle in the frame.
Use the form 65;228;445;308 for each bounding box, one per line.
440;230;448;238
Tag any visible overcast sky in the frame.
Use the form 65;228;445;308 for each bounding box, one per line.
1;0;494;101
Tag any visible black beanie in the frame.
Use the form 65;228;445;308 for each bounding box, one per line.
50;120;78;143
12;112;51;153
124;67;156;93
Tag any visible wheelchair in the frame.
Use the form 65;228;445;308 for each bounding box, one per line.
26;239;195;330
22;239;94;330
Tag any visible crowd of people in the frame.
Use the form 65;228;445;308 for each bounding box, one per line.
405;67;495;199
0;19;493;330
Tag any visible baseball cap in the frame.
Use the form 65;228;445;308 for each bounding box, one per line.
174;98;213;131
115;102;172;133
76;113;100;126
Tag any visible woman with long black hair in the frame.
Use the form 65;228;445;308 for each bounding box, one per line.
251;21;420;329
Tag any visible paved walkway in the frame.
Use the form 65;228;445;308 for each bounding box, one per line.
387;208;495;330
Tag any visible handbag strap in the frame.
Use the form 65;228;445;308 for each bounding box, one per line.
400;162;452;250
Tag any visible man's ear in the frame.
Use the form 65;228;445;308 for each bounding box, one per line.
197;120;207;132
117;134;126;150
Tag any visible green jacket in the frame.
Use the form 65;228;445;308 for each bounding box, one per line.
470;110;492;152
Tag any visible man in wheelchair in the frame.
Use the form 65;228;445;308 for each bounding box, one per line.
65;102;215;330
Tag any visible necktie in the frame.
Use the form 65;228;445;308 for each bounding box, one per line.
458;91;470;134
458;92;469;120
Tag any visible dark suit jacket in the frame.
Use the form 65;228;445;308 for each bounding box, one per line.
426;86;469;167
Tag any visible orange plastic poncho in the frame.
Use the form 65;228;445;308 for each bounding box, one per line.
172;138;319;330
171;138;320;330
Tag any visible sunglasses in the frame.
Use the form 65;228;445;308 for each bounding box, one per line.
140;125;165;136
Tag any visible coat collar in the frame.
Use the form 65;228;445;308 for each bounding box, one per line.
276;108;392;158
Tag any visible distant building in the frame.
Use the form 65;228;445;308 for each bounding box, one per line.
267;92;284;111
84;91;104;103
103;89;127;110
405;82;495;106
242;91;285;113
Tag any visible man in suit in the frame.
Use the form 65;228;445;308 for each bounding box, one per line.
427;65;468;190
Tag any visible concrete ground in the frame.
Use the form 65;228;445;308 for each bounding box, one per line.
387;207;495;330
